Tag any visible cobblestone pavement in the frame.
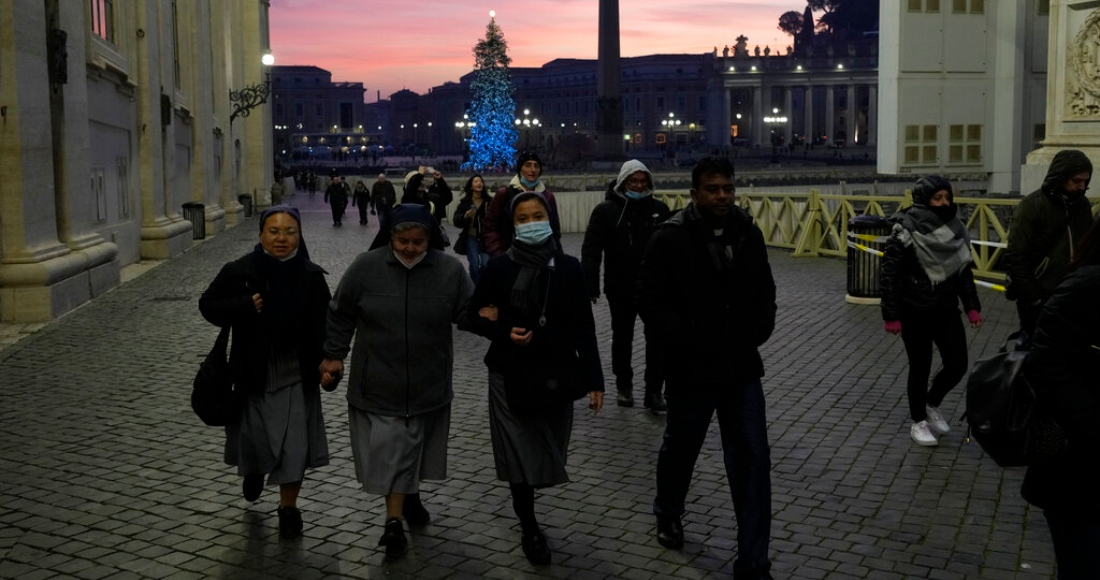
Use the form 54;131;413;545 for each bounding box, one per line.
0;190;1055;579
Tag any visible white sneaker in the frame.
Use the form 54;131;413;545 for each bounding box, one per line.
911;420;939;446
926;406;951;435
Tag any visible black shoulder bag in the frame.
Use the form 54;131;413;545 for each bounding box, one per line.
191;326;244;426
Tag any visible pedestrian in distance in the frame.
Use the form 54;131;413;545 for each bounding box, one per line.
1004;149;1093;335
270;171;286;206
324;175;349;227
460;190;604;565
371;173;397;219
482;151;563;256
452;174;493;284
424;168;453;225
880;175;983;447
320;204;473;559
581;159;671;412
352;179;370;225
198;205;333;540
1021;217;1100;579
636;156;776;580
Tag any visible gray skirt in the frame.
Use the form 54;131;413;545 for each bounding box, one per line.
224;382;329;486
348;404;451;496
487;369;573;488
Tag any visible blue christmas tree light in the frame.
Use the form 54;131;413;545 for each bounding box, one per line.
463;13;518;172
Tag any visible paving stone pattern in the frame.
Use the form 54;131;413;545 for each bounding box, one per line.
0;191;1056;579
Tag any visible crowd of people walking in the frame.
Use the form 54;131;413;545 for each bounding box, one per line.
197;150;1098;578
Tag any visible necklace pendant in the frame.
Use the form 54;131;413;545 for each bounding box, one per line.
538;314;547;327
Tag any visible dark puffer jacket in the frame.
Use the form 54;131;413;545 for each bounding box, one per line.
1005;150;1095;304
581;174;671;299
1021;265;1100;517
636;203;776;387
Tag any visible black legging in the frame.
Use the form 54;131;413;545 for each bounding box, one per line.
899;309;968;423
509;482;538;534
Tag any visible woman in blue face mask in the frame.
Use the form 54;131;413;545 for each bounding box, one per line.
459;190;605;566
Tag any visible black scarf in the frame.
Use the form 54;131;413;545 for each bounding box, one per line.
251;244;307;337
506;237;557;318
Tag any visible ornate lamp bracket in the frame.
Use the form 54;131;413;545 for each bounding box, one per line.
229;82;271;124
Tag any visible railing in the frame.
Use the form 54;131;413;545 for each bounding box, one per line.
653;190;1100;282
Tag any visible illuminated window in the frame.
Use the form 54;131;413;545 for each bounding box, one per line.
90;0;115;43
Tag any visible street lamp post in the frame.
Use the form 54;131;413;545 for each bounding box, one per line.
514;108;542;150
764;107;789;149
660;111;681;156
229;52;274;124
455;114;475;160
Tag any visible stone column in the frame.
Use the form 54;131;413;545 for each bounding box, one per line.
783;86;794;145
751;86;764;148
804;85;814;142
867;85;878;147
825;85;835;144
1021;2;1100;194
846;85;857;144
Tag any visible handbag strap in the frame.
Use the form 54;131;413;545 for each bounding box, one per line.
213;325;231;355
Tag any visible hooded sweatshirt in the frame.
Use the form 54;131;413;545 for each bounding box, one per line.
1005;150;1095;304
580;160;671;297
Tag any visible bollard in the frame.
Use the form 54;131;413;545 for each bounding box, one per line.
238;194;253;218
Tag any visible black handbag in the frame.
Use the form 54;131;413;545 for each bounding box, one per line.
453;231;468;255
191;326;243;426
503;352;589;413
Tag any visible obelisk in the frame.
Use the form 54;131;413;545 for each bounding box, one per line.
596;0;623;159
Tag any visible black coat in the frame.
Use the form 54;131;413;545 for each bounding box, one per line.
1021;265;1100;516
452;194;491;252
461;252;604;393
581;188;671;298
198;250;331;395
879;212;981;321
427;177;453;223
636;204;777;387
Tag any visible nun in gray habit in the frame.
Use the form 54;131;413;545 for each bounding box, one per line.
320;204;473;558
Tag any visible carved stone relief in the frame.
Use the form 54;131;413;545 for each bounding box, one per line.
1068;8;1100;118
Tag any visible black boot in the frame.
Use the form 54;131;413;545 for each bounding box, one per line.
402;493;431;526
242;473;263;502
644;390;667;414
378;517;407;558
521;528;551;564
277;506;303;539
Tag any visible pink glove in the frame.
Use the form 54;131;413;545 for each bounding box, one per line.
967;310;983;327
884;320;902;335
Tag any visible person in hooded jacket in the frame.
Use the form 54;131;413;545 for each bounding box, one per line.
1021;218;1100;579
581;159;671;412
482;151;563;256
1005;149;1094;335
460;190;605;566
319;204;473;558
880;175;983;447
452;174;493;284
199;206;332;540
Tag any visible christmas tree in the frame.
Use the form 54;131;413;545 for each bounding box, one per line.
463;13;518;171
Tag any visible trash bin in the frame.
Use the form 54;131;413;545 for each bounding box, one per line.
182;202;206;240
238;194;253;218
846;215;891;304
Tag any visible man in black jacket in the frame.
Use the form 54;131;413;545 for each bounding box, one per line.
1004;149;1094;334
636;157;776;580
324;175;350;227
582;159;671;412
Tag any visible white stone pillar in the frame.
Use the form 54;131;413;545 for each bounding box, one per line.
752;86;764;148
825;85;835;145
783;86;793;145
846;85;857;145
804;85;814;142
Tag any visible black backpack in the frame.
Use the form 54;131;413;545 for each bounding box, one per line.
965;331;1067;467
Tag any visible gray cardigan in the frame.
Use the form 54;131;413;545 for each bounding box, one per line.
324;247;473;417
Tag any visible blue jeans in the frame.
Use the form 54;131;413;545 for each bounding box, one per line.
1044;508;1100;579
654;378;772;573
465;235;489;284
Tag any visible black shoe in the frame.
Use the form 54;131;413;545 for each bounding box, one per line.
378;517;407;558
656;515;684;549
520;530;551;565
242;473;263;502
277;506;302;539
644;393;667;415
733;561;774;580
616;391;635;407
402;494;431;526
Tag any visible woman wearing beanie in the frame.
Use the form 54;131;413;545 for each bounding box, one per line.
482;151;564;256
198;206;333;540
461;190;605;565
880;176;983;447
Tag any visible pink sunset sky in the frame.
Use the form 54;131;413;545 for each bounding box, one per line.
269;0;809;102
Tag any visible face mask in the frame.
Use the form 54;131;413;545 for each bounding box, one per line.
395;249;428;270
930;204;957;222
625;189;649;201
514;221;553;245
520;176;540;190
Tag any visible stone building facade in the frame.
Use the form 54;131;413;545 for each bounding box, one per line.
0;0;274;322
